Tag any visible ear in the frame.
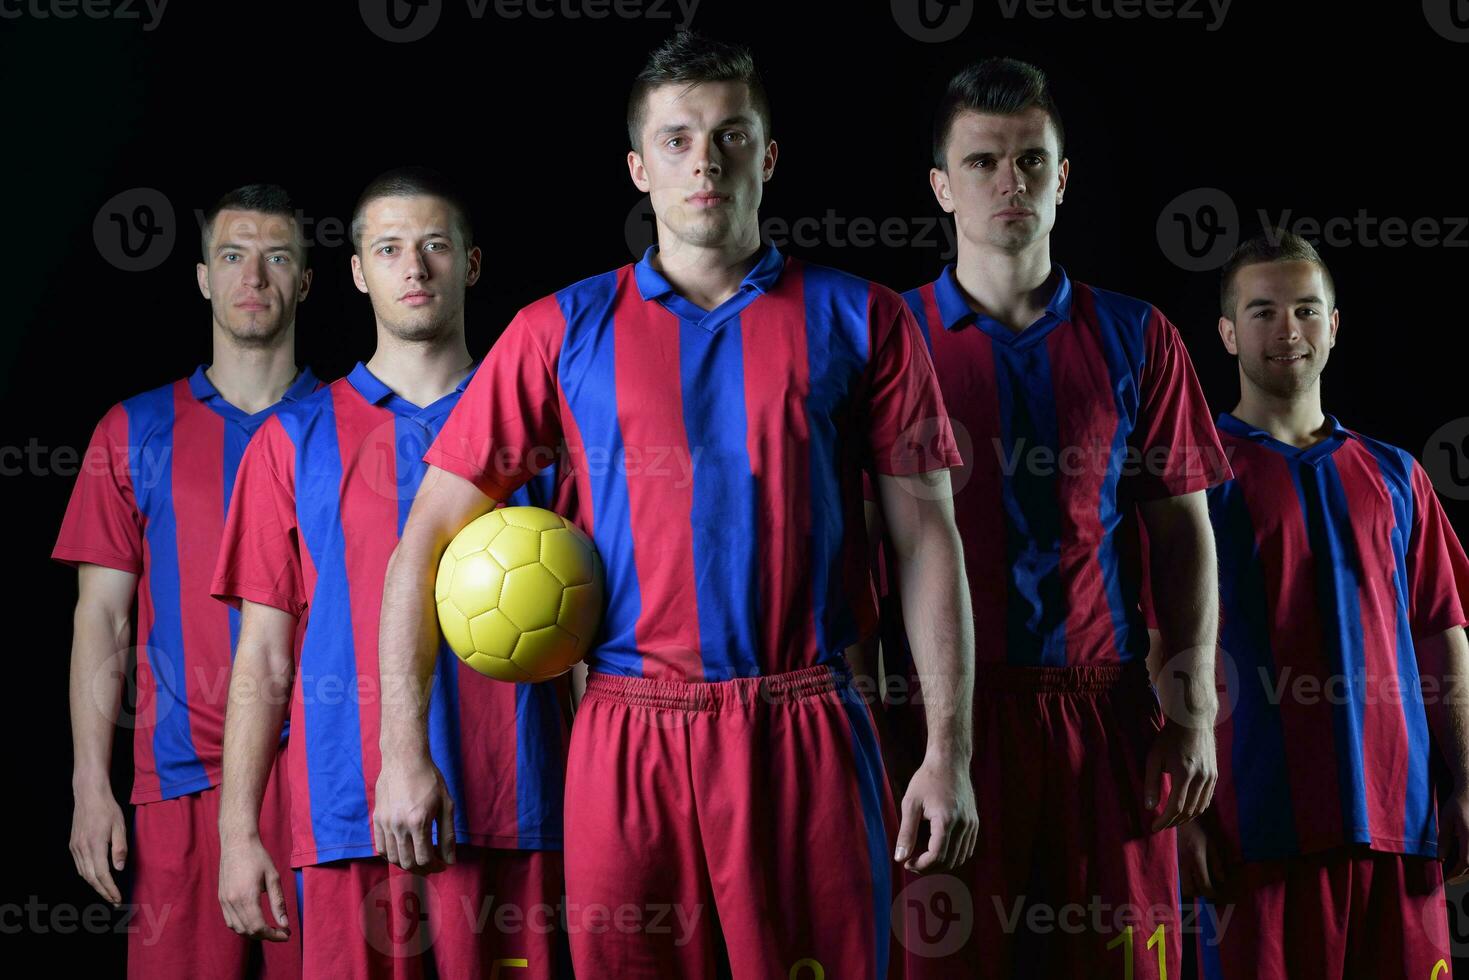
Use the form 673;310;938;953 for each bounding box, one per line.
297;267;313;302
350;253;369;295
1218;315;1238;355
1056;157;1070;205
929;167;955;215
762;139;778;182
464;245;483;289
628;150;651;193
196;261;211;300
1328;307;1339;347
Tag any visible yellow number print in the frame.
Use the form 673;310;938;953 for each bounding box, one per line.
488;959;529;979
1431;959;1449;979
1106;926;1135;980
789;958;826;979
1147;924;1167;980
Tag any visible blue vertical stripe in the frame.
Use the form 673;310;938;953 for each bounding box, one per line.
222;421;253;664
1196;898;1225;980
679;317;761;681
1086;295;1148;662
993;343;1067;666
1297;462;1372;842
1211;481;1299;859
125;387;208;794
901;289;934;351
835;667;891;976
279;400;369;854
514;681;566;849
558;272;644;677
801;266;869;660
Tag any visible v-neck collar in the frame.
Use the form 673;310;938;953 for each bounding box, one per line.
188;363;318;427
633;241;786;333
345;361;476;419
1217;411;1350;465
932;263;1074;349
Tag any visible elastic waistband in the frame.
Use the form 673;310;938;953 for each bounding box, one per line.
583;658;848;712
975;660;1150;694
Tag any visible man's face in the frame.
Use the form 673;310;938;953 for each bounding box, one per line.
197;209;310;345
351;195;480;342
931;107;1068;256
1220;260;1338;399
628;80;776;258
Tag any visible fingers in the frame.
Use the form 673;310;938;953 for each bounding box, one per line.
110;817;129;873
410;822;435;870
1143;742;1164;813
75;831;121;905
893;791;922;865
910;814;952;873
372;812;386;860
266;872;289;929
438;792;456;865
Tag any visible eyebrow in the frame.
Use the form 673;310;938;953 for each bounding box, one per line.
652;114;758;138
366;230;452;247
214;241;294;253
957;146;1051;165
1243;295;1326;308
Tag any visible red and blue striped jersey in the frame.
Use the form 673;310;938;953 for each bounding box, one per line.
52;365;320;803
1153;413;1469;861
898;264;1230;667
210;362;567;867
424;243;960;683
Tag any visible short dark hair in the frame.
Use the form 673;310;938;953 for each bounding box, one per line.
349;166;473;255
627;31;771;153
933;58;1064;169
200;183;303;264
1219;231;1337;319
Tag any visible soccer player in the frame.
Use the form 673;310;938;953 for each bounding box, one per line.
211;168;568;979
54;183;318;978
1149;232;1469;979
883;58;1231;978
374;32;979;979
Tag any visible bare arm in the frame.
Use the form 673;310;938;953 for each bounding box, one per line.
1138;490;1219;830
217;598;296;941
375;465;497;870
1418;625;1469;883
875;469;976;872
69;564;138;905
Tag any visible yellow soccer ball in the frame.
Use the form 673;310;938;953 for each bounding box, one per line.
435;506;604;682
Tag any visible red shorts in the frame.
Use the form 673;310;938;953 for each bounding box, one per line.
900;662;1179;979
298;847;564;980
1193;846;1453;980
128;745;299;979
563;659;899;979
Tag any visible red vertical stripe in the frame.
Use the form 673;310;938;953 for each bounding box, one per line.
1336;448;1410;846
738;262;817;671
1243;450;1343;849
1049;290;1123;665
614;277;705;680
170;387;229;781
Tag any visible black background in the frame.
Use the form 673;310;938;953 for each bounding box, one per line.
6;0;1469;972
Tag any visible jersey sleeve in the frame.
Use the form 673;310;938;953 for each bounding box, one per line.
865;292;962;477
425;305;564;503
1406;460;1469;640
210;416;306;617
52;403;143;573
1128;309;1232;500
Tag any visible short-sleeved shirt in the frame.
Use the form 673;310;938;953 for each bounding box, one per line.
895;264;1230;667
424;243;960;683
52;365;320;803
1144;413;1469;861
210;362;566;867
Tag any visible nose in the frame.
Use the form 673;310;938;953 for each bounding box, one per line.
996;159;1027;197
404;247;429;280
693;134;723;179
240;254;267;287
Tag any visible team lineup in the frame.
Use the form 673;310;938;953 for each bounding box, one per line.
54;30;1469;980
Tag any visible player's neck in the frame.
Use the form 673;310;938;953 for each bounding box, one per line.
952;240;1055;334
364;330;474;409
1232;383;1328;449
649;233;763;313
206;332;301;414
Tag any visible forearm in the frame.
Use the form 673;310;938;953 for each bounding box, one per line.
69;604;127;794
894;524;974;763
378;528;449;760
1145;508;1220;727
1420;627;1469;790
218;622;293;845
